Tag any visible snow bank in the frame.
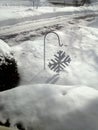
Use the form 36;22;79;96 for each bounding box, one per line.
0;84;98;130
0;39;11;57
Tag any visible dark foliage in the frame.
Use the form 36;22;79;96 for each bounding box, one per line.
0;119;10;127
0;56;20;92
16;122;25;130
0;119;25;130
74;0;79;6
81;0;91;6
74;0;91;6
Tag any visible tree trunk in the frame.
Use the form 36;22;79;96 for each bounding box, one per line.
81;0;91;6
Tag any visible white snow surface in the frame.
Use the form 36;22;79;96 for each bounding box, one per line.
11;21;98;89
0;39;12;57
0;1;98;130
0;84;98;130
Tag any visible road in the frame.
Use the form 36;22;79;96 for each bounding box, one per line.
0;9;96;37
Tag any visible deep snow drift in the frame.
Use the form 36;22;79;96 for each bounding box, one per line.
0;85;98;130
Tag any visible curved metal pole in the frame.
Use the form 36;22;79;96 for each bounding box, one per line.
44;31;63;70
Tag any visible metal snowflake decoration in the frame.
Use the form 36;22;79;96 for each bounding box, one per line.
48;50;71;73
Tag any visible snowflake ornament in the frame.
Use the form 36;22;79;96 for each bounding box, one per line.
48;50;71;73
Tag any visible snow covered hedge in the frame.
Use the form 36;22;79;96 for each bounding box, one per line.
0;39;20;92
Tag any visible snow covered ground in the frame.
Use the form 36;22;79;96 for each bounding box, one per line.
0;1;98;130
1;85;98;130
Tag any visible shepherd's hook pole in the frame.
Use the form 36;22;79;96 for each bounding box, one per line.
44;31;63;70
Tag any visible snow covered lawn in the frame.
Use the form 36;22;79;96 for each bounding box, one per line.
0;85;98;130
11;18;98;89
0;1;98;130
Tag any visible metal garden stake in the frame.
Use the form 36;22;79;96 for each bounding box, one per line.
44;31;63;70
44;31;71;73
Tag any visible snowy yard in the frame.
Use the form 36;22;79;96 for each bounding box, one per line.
0;0;98;130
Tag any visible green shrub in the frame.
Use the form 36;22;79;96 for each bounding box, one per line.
0;55;20;92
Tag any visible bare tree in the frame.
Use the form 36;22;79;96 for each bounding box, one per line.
74;0;79;6
81;0;91;6
31;0;40;9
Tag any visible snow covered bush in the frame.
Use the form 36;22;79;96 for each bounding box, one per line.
0;39;20;92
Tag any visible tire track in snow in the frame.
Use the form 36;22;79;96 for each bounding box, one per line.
0;10;96;37
0;15;71;36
